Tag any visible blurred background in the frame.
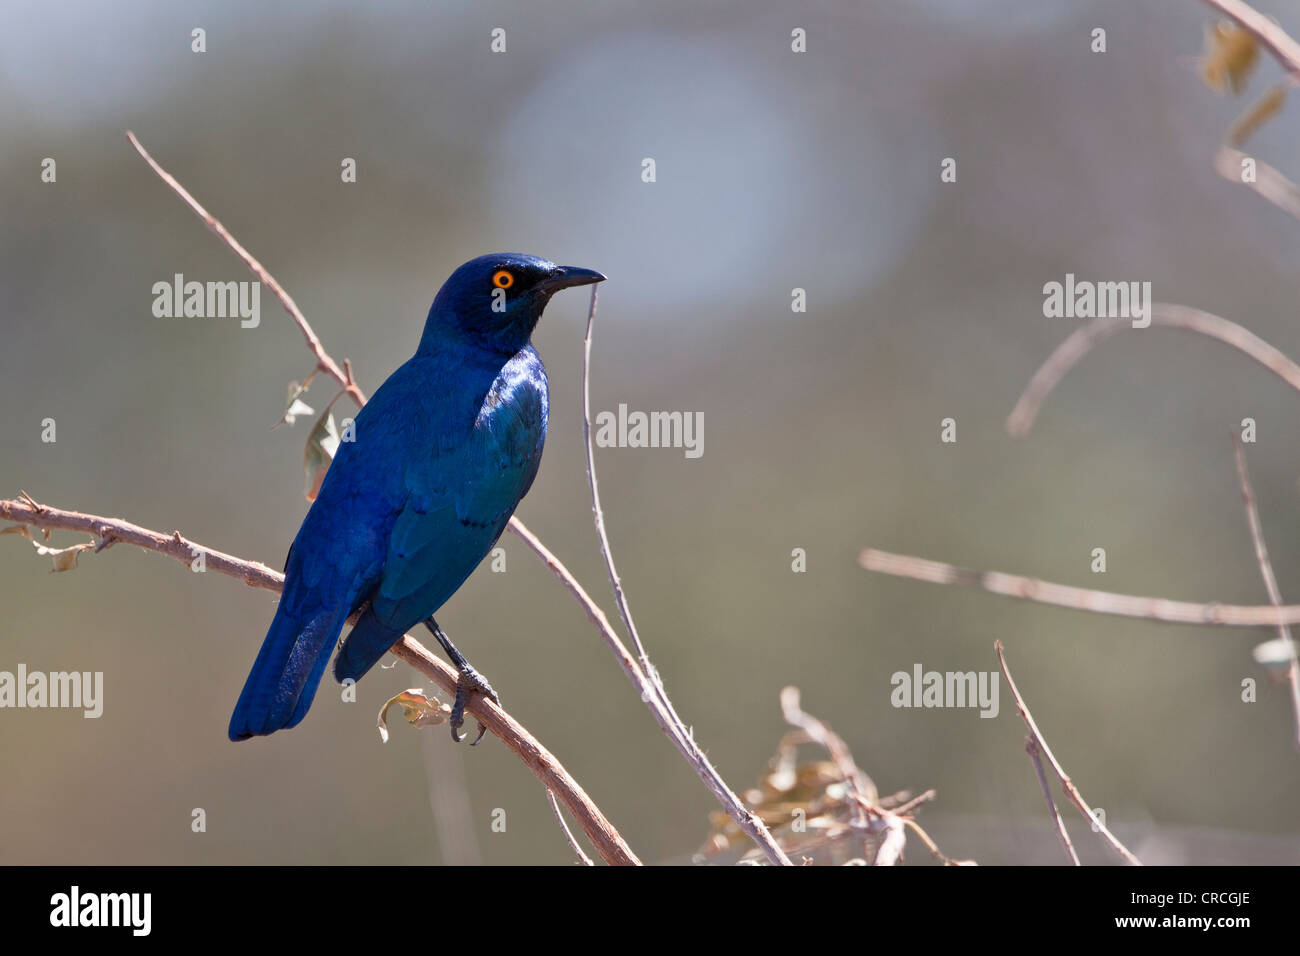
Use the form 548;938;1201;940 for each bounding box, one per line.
3;0;1300;865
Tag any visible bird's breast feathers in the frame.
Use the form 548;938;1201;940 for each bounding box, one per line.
474;347;548;440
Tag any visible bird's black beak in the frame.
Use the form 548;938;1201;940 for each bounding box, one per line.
540;265;606;294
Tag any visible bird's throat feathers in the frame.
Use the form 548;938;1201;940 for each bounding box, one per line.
419;293;545;357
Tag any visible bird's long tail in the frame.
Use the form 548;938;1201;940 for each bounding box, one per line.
228;602;351;741
333;605;405;685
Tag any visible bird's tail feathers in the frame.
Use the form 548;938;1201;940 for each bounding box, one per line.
334;605;406;685
228;601;350;741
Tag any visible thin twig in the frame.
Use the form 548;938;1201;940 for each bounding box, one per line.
1007;303;1300;438
860;547;1300;627
871;815;907;866
781;686;873;856
126;131;366;408
901;817;953;864
1026;738;1081;865
503;519;658;700
1215;145;1300;220
995;642;1142;865
889;788;937;817
779;686;876;803
546;789;593;866
580;287;792;866
0;495;639;866
581;286;653;673
1230;435;1300;748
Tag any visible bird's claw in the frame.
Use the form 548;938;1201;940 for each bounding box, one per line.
450;665;499;746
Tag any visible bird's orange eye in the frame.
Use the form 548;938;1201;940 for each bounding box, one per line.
492;270;514;290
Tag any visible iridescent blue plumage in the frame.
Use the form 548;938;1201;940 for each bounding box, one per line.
229;254;604;740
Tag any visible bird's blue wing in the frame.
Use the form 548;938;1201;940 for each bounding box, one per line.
332;348;548;682
229;365;420;739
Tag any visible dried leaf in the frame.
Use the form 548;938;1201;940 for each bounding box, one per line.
303;410;341;501
377;689;450;743
1229;83;1287;146
282;398;315;425
1202;21;1259;95
2;524;93;571
273;379;317;428
698;689;969;865
32;538;94;572
45;544;91;571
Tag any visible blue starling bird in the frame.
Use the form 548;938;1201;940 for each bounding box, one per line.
229;253;605;744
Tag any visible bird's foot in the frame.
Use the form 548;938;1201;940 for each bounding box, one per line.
450;664;499;746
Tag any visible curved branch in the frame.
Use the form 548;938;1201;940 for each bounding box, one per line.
1006;303;1300;437
1215;145;1300;220
0;495;639;867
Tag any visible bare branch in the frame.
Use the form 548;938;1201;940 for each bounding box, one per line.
0;495;640;866
871;815;907;867
1007;304;1300;438
126;131;367;408
996;642;1142;865
581;286;653;672
1027;738;1080;865
1215;145;1300;220
1230;435;1300;747
859;546;1300;627
546;789;594;866
779;686;876;803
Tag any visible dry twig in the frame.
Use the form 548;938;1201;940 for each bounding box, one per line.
1007;304;1300;438
1230;435;1300;747
860;547;1300;627
996;642;1142;865
1027;738;1080;866
546;789;594;866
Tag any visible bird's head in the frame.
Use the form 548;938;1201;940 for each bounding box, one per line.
423;253;606;355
